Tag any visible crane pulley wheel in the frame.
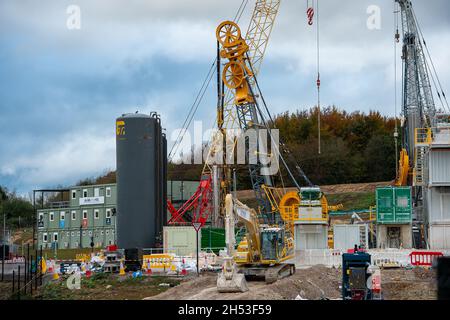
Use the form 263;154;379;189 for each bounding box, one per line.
216;20;242;48
222;61;245;89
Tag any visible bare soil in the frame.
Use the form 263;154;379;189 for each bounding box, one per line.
147;266;437;300
236;181;391;200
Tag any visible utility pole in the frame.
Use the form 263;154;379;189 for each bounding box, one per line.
79;224;82;248
2;213;5;281
192;223;202;276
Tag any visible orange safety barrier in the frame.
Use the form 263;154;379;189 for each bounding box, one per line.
409;251;443;266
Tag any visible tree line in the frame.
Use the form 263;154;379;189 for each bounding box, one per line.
168;106;398;188
0;186;34;228
54;106;398;193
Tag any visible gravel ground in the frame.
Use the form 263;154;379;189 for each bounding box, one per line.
147;266;437;300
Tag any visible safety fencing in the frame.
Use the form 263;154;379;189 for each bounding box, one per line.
293;249;342;268
293;249;450;268
409;251;444;266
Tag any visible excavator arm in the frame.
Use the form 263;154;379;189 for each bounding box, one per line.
218;194;252;292
224;194;261;263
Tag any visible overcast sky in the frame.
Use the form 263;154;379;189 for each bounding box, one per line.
0;0;449;194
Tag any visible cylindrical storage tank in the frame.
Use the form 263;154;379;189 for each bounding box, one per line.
161;134;168;235
116;113;163;249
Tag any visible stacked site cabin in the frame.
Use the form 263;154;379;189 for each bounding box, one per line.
424;119;450;249
36;184;117;249
36;180;198;250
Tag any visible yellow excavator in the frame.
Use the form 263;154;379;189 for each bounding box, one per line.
217;194;295;292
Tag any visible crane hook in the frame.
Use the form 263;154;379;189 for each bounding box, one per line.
395;29;400;43
307;7;314;26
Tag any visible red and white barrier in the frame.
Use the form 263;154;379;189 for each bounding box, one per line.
409;251;443;266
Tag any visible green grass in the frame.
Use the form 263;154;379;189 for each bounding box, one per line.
240;191;375;212
326;192;375;211
36;273;181;300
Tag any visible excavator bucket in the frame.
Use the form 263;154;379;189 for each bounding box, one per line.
217;272;248;293
216;257;249;293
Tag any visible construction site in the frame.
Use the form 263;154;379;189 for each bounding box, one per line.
1;0;450;303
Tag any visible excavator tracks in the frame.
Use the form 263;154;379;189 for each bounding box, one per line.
240;263;296;284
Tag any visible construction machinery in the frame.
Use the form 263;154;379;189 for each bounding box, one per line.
342;247;382;300
394;0;436;189
215;19;326;291
166;1;331;291
393;0;449;247
166;0;282;228
217;194;295;292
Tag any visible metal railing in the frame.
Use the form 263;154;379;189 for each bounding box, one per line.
142;246;226;257
415;126;450;146
2;244;45;300
10;271;44;300
415;128;433;145
48;201;70;209
279;205;328;223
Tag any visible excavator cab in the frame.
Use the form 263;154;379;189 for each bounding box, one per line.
260;228;284;262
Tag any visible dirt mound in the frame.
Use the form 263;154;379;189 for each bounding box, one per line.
146;266;342;300
11;229;34;245
146;266;437;300
320;182;392;194
236;181;391;200
381;268;437;300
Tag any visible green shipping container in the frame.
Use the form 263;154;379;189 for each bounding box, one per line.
201;227;244;253
376;186;412;224
201;227;225;253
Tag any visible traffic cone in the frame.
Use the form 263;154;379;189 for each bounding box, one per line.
145;260;152;275
119;260;126;276
40;258;47;274
181;258;187;276
85;264;92;278
52;264;60;280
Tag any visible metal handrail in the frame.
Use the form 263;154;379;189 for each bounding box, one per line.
9;272;43;300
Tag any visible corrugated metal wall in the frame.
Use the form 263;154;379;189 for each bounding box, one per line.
429;225;450;249
427;187;450;222
430;150;450;185
295;225;327;250
333;225;363;250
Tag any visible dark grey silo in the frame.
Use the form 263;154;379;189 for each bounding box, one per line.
116;113;166;249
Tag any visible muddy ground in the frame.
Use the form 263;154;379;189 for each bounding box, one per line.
146;266;437;300
236;181;390;200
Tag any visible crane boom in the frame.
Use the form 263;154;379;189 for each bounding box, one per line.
221;0;281;130
396;0;436;185
167;0;282;228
